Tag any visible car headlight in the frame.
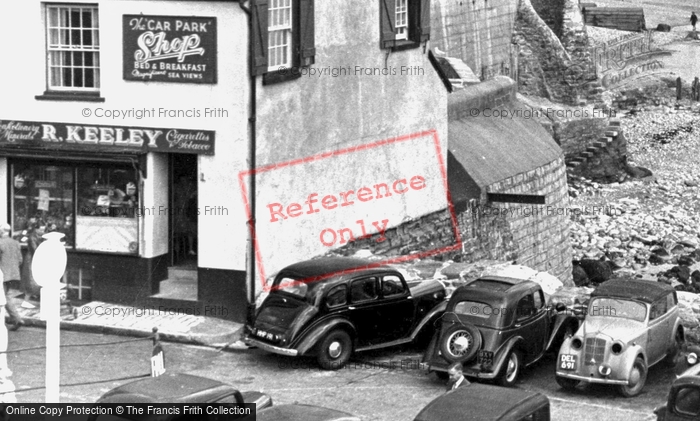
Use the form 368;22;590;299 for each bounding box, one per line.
572;337;583;350
688;352;698;365
611;342;624;355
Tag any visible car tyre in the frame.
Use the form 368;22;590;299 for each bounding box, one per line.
555;375;581;391
617;357;647;397
496;350;522;387
663;330;684;367
439;323;481;363
317;330;352;370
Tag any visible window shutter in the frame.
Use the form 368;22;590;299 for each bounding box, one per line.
380;0;397;49
409;0;430;43
299;0;316;66
251;0;269;76
418;0;431;42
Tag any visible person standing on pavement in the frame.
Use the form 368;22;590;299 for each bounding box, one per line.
692;12;698;31
0;225;23;331
445;362;470;392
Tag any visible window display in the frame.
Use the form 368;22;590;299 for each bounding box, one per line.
11;161;140;253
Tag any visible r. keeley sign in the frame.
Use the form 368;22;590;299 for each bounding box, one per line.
0;120;214;155
124;15;217;83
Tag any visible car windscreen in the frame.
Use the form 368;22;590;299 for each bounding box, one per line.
588;297;647;322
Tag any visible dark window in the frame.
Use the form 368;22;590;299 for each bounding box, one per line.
326;284;347;308
534;290;545;310
350;277;378;303
650;297;668;320
382;275;406;297
251;0;315;83
675;386;700;416
516;294;536;321
379;0;430;50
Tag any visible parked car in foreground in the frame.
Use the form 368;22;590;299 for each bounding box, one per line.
95;372;271;409
244;257;447;369
413;382;550;421
654;376;700;420
423;276;578;386
556;278;684;397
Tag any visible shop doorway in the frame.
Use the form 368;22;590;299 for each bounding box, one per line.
170;154;198;267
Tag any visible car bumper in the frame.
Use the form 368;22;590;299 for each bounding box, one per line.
556;371;628;385
427;362;498;379
244;336;299;357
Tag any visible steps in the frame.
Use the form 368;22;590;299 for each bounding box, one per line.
565;118;621;175
149;267;200;309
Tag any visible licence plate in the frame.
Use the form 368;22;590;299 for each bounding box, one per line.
478;350;494;366
559;354;577;371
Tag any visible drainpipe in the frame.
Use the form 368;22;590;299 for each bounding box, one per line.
240;0;257;326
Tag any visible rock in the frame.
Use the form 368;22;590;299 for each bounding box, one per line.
656;23;672;32
573;263;590;287
671;244;687;255
686;31;700;40
480;263;565;300
578;259;613;284
684;180;699;187
649;253;672;264
673;266;692;283
677;292;700;332
550;286;594;311
678;254;696;266
692;270;700;288
680;238;699;248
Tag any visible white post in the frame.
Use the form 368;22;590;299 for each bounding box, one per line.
32;232;67;404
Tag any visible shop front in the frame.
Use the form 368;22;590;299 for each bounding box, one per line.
0;119;214;306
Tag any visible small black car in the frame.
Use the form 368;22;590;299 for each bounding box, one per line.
414;382;551;421
655;376;700;420
423;276;577;386
244;257;447;369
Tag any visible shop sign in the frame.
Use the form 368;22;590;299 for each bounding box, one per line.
0;120;215;155
123;15;217;84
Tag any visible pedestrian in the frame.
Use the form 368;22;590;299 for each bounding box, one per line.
445;362;470;392
0;225;23;331
0;285;15;404
20;222;44;305
692;12;698;31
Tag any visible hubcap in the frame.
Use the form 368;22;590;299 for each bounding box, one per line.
629;366;640;386
506;355;518;382
449;332;472;356
328;341;342;359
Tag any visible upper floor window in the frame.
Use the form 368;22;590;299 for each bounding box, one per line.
46;4;100;91
251;0;316;84
380;0;431;50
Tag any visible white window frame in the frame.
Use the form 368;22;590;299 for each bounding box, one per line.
395;0;408;40
268;0;293;71
46;4;100;92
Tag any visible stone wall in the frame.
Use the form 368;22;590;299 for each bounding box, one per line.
530;0;564;37
554;117;609;156
430;0;517;81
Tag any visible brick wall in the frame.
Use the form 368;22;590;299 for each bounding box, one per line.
430;0;517;80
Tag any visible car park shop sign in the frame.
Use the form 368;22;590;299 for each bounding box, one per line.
0;120;214;155
124;15;217;84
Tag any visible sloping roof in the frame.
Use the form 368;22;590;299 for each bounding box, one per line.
448;101;562;191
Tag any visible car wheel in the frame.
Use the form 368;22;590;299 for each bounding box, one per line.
555;375;581;391
664;330;684;367
439;323;481;363
496;350;522;387
317;330;352;370
617;357;647;397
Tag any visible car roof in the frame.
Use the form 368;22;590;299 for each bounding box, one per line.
277;257;399;284
414;383;549;421
591;278;674;303
97;373;239;403
257;404;361;421
449;276;539;306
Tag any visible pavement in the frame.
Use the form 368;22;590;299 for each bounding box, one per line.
6;290;249;350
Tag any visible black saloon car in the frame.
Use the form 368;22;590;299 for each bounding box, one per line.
244;257;447;369
423;276;578;386
414;382;550;421
655;376;700;420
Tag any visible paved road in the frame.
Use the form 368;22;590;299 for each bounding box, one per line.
8;328;667;420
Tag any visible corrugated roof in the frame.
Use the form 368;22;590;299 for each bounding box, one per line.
448;101;562;189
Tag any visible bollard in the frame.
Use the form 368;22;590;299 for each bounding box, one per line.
693;77;700;101
151;327;165;377
677;77;682;100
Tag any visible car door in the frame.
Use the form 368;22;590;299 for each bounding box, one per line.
513;292;549;362
648;297;668;363
374;274;415;342
347;277;384;347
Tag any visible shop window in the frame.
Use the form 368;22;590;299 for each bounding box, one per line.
65;267;93;302
251;0;316;84
379;0;431;50
38;4;102;102
11;161;139;254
